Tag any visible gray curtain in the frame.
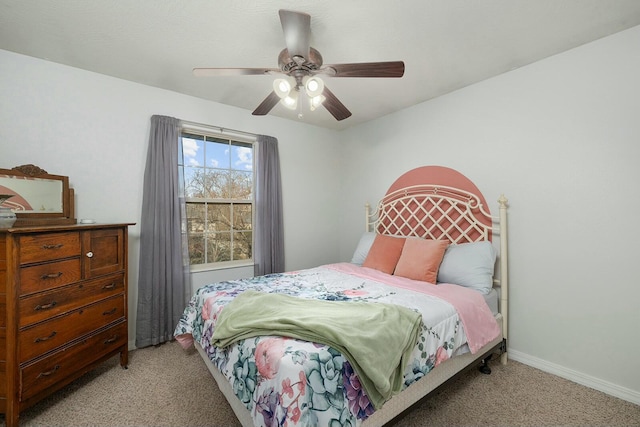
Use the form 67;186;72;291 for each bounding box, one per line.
136;115;190;348
254;135;285;276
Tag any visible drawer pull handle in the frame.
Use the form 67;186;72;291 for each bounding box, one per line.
104;335;119;344
42;244;63;250
34;331;57;343
40;272;63;280
37;365;60;378
103;282;116;290
103;308;117;316
86;251;94;258
34;301;57;311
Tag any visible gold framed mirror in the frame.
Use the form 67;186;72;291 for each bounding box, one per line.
0;164;76;226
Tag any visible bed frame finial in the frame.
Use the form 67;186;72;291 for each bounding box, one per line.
498;194;508;208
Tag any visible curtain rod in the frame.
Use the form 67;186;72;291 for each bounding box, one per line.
180;119;258;140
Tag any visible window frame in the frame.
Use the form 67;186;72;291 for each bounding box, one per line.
180;124;256;272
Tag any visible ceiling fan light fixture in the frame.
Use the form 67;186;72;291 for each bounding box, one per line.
281;89;299;109
304;76;324;97
273;78;293;98
309;94;326;111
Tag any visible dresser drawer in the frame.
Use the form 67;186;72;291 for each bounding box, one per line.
19;295;125;362
18;274;125;327
19;232;81;264
19;258;82;295
19;322;127;401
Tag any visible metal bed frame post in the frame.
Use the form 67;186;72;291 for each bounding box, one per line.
498;194;509;365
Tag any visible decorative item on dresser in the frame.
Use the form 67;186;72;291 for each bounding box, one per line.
0;195;18;229
0;223;134;427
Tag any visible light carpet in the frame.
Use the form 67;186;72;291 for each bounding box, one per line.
4;341;639;427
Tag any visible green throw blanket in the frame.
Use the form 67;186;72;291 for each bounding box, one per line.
211;290;422;409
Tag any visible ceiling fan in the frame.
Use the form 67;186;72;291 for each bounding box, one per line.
193;9;405;121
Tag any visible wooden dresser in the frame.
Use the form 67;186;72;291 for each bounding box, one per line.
0;223;132;427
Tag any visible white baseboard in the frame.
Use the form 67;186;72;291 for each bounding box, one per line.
508;349;640;406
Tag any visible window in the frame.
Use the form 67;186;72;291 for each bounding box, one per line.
179;130;254;269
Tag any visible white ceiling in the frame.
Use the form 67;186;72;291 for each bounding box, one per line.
2;1;640;130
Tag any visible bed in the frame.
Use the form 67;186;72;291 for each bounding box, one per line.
174;166;509;427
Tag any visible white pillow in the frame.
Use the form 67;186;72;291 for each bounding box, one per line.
350;232;376;265
437;241;497;294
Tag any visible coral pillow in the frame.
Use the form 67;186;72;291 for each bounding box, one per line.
394;238;449;283
362;234;406;274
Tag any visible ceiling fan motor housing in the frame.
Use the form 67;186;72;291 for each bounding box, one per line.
278;47;323;76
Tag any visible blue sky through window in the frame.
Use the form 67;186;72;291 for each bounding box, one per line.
181;135;252;171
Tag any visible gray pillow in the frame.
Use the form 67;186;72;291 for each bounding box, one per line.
437;241;497;294
350;232;376;265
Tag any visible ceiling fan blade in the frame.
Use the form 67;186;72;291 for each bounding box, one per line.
193;68;280;77
279;9;311;60
252;91;281;116
322;86;352;121
319;61;405;78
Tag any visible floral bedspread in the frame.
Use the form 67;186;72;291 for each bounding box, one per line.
174;263;494;427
